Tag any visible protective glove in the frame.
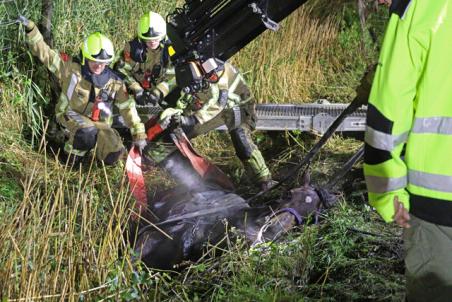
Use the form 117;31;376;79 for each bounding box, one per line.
133;139;147;154
179;115;198;135
158;108;183;129
17;15;35;32
135;89;162;106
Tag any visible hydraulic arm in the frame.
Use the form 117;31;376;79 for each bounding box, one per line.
166;0;308;92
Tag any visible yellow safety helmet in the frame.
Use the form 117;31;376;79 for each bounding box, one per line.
80;32;115;65
137;11;166;42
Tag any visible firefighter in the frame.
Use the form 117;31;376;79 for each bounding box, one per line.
18;16;147;165
363;0;452;300
146;61;275;190
115;11;175;106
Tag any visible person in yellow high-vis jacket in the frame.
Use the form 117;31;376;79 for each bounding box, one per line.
364;0;452;300
18;16;147;165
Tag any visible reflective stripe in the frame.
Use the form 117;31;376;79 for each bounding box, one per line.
229;74;242;93
156;82;170;96
409;170;452;193
368;170;452;194
166;67;175;75
365;126;409;151
366;175;407;193
412;117;452;135
130;82;142;93
228;92;241;105
116;98;135;110
49;53;61;73
233;106;241;129
67;110;86;126
66;73;78;100
218;73;230;90
64;143;88;157
130;123;145;135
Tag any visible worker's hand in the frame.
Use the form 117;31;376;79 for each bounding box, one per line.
393;196;411;228
17;15;35;31
133;139;147;154
179;115;198;134
158;108;183;129
377;0;392;7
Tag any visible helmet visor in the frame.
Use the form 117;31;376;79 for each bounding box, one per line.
141;28;164;41
91;48;113;61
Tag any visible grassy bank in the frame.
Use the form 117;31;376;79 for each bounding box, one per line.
0;0;403;300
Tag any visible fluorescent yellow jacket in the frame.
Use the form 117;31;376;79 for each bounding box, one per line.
364;0;452;226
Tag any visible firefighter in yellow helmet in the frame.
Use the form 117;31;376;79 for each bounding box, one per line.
146;60;275;191
18;16;146;165
115;11;176;107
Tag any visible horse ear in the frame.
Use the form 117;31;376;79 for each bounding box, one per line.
301;169;310;188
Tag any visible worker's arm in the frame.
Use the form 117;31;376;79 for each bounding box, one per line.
114;83;146;140
114;42;143;96
364;2;427;222
20;16;66;81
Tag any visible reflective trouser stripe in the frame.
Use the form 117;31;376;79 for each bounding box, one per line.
64;143;88;156
67;73;78;100
367;170;452;194
366;175;407;193
365;126;409;151
412;117;452;135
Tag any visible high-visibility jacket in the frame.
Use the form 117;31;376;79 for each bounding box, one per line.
26;26;146;139
364;0;452;226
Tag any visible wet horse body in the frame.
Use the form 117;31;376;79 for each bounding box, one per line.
132;181;327;270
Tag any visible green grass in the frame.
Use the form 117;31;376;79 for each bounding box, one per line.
0;0;404;301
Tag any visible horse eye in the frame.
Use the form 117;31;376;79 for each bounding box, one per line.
305;196;312;203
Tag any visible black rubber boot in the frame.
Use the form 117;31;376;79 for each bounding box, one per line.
59;152;83;167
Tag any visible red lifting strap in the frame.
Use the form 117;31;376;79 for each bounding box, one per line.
171;130;234;191
127;118;234;220
126;147;148;219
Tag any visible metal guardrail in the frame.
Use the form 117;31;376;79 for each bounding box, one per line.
253;103;367;133
114;101;368;134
